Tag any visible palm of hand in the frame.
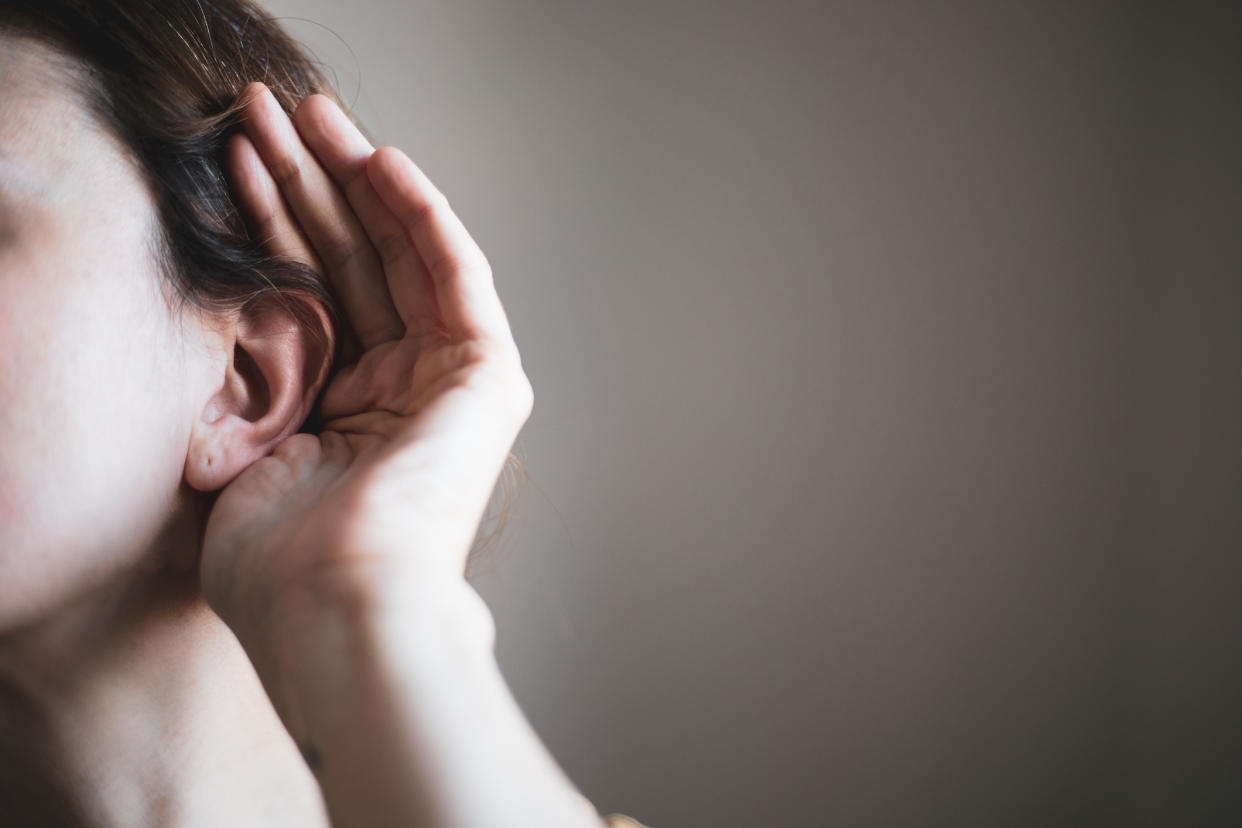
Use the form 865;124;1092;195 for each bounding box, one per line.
197;84;531;636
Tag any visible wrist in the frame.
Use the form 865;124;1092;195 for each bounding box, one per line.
237;572;497;740
226;569;601;828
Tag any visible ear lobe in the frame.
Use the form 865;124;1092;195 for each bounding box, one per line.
185;293;335;492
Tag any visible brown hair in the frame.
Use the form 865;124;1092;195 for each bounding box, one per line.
0;0;352;390
0;0;525;552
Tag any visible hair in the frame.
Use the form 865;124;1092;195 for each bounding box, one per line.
0;0;525;562
1;0;347;370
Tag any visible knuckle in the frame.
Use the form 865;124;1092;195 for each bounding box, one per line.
452;338;493;367
406;198;437;230
406;192;446;232
319;236;358;272
430;247;489;285
375;231;407;267
268;154;301;188
425;250;467;284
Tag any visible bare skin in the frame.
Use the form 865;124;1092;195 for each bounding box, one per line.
0;36;601;828
0;38;330;827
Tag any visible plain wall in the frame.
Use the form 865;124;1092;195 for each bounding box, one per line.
261;2;1242;825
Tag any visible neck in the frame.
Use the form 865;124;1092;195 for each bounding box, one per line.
0;494;328;828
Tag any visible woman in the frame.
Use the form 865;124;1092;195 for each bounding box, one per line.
0;0;645;825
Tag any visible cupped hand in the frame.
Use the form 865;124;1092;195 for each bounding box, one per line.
199;82;532;640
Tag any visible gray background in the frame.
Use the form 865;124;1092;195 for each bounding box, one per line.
262;2;1241;825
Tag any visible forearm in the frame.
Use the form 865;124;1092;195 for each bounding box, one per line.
240;578;602;828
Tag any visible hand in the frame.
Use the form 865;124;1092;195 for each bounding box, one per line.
199;82;532;642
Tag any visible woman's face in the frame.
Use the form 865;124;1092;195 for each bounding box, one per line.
0;38;221;631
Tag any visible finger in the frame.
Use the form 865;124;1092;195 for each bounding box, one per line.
292;94;443;341
365;147;516;349
225;132;320;267
238;82;405;350
227;131;365;365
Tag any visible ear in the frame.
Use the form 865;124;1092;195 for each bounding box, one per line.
185;294;335;492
